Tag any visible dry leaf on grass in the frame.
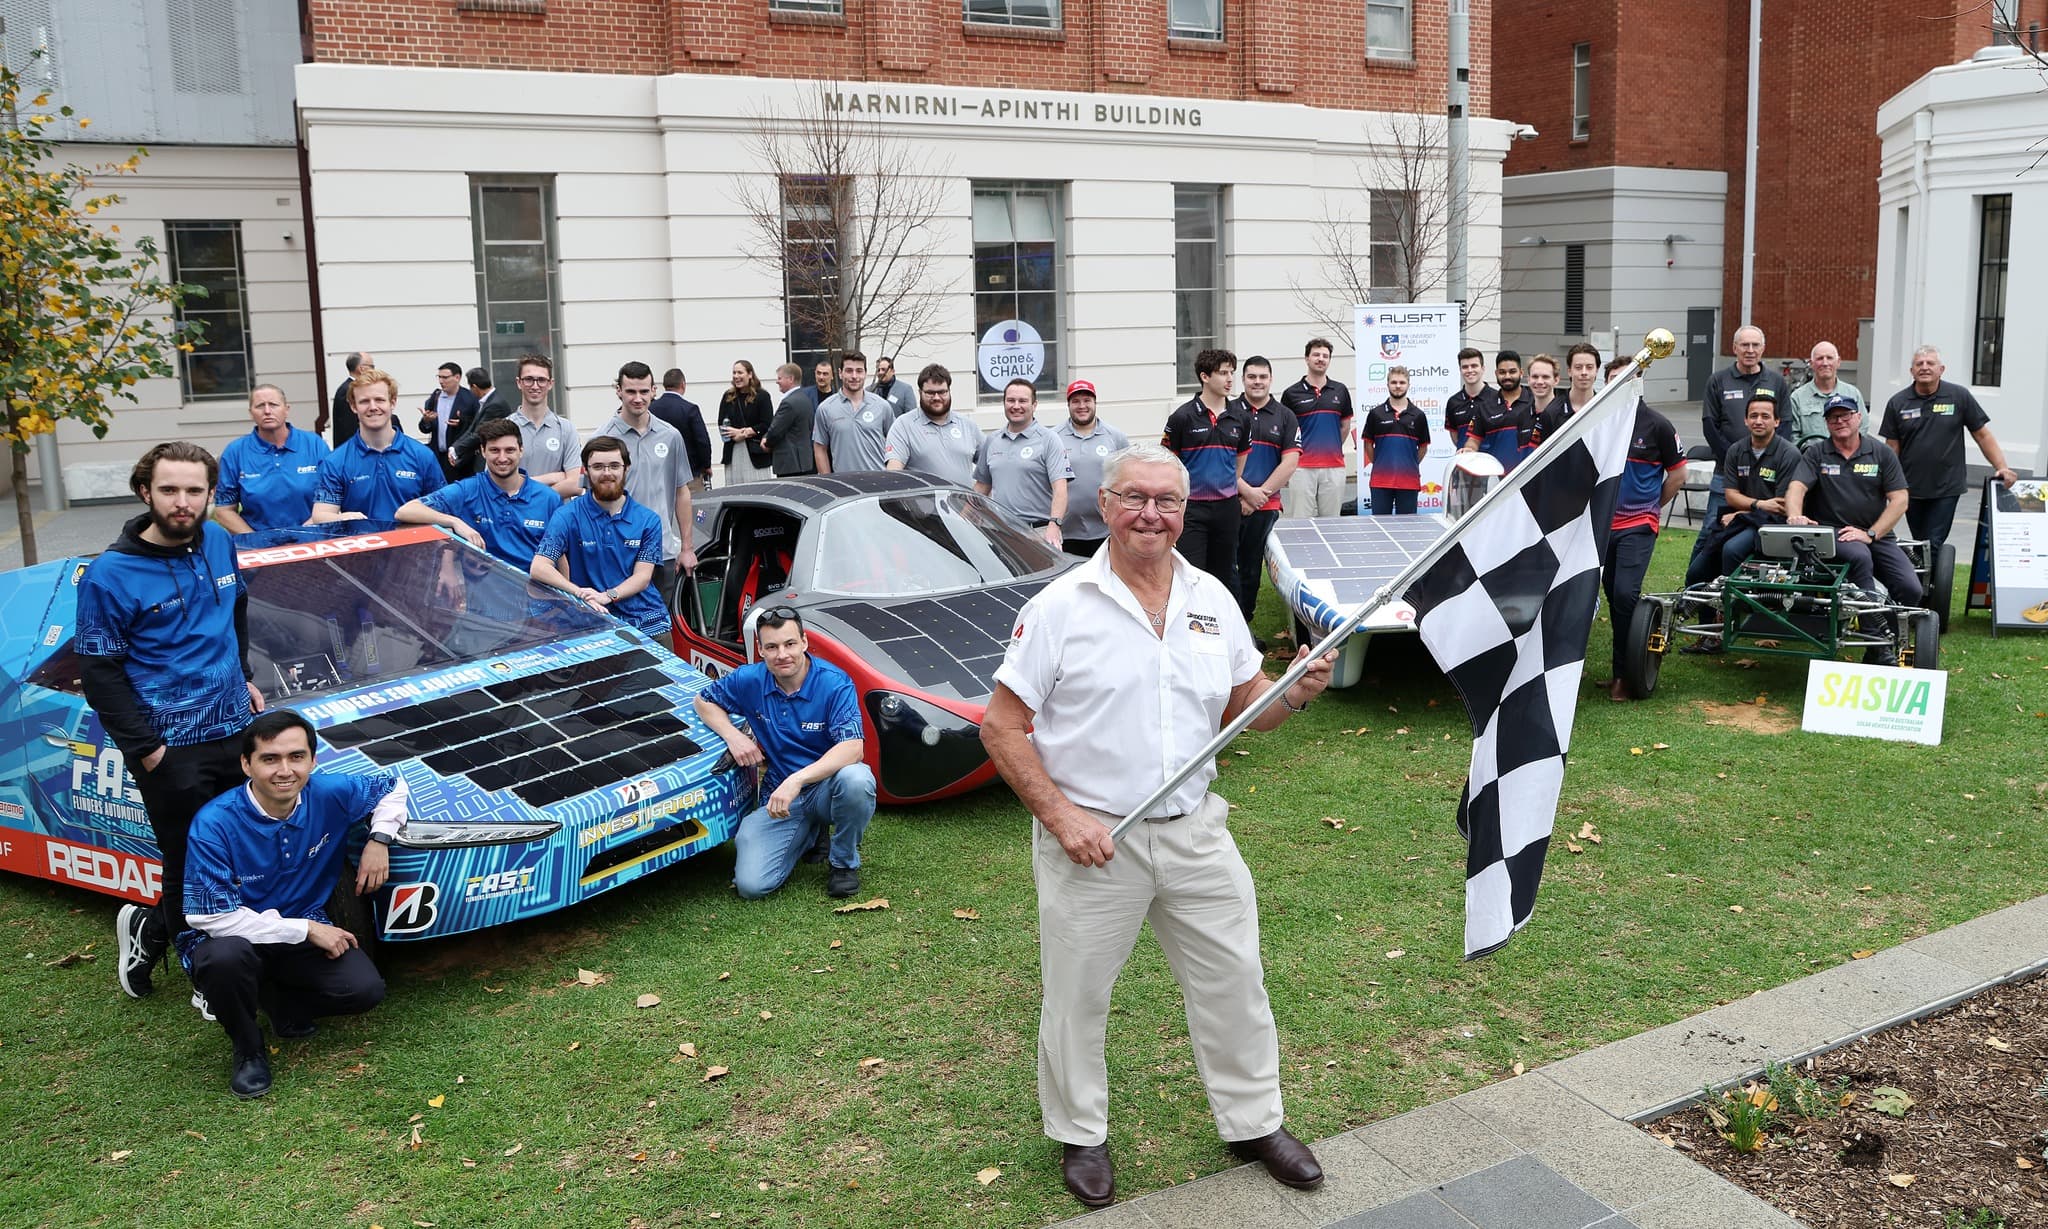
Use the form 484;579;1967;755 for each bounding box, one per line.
1729;905;1745;914
503;1143;524;1157
828;939;843;950
717;971;731;981
43;950;94;968
573;968;609;987
975;1166;1002;1186
566;1041;581;1052
1565;839;1584;854
1851;950;1875;960
109;1150;132;1162
428;1095;446;1108
635;993;661;1009
1630;747;1644;756
952;908;980;920
833;897;890;913
678;1042;698;1058
1986;1036;2012;1051
1320;816;1344;829
859;1057;885;1071
758;1010;774;1021
1385;949;1405;959
703;1066;729;1082
408;1123;423;1150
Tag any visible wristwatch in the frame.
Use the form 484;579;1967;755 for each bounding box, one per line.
368;832;396;846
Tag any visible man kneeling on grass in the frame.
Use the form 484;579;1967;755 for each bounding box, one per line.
181;710;407;1099
692;607;874;900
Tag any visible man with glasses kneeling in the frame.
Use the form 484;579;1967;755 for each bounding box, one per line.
693;608;875;900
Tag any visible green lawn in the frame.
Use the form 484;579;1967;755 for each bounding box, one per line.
4;528;2044;1229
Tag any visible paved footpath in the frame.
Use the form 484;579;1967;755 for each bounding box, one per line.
1061;895;2048;1228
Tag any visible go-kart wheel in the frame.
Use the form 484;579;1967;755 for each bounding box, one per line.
326;868;381;963
1925;542;1955;633
1902;610;1940;671
1620;599;1665;699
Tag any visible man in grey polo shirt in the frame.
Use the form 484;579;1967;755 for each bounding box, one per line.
506;353;582;497
1053;379;1129;558
977;378;1072;547
812;350;897;475
885;363;981;486
597;361;698;586
872;355;917;419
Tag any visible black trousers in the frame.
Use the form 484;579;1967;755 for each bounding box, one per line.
1180;498;1243;603
1063;537;1105;558
132;735;246;952
1837;537;1924;604
1603;526;1659;676
1235;508;1279;623
188;937;385;1058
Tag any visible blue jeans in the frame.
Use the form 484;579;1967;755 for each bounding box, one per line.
732;763;876;899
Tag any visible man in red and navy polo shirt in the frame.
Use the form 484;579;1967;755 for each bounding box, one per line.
1162;348;1252;600
1602;357;1687;701
1359;366;1431;516
1278;338;1353;518
1233;356;1300;635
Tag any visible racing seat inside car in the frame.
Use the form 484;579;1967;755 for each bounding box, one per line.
715;513;798;644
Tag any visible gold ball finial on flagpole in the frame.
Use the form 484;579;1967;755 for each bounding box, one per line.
1644;328;1676;360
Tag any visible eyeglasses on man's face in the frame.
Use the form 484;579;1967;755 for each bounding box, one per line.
585;461;627;475
517;375;552;386
1104;488;1186;514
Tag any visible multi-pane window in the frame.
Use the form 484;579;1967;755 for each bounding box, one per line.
780;176;846;377
1973;194;2010;387
1174;186;1225;392
166;221;250;400
1369;191;1414;302
1169;0;1223;41
470;176;565;396
971;183;1063;399
1572;43;1591;139
768;0;841;14
1564;244;1587;336
1366;0;1412;59
963;0;1060;30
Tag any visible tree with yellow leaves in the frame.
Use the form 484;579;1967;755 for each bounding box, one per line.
1;56;201;565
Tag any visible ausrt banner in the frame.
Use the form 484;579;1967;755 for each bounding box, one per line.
1352;303;1461;514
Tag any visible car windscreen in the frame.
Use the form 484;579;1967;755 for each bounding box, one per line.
242;537;615;702
809;490;1067;596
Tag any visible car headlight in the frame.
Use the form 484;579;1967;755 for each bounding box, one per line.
399;819;563;848
864;690;988;798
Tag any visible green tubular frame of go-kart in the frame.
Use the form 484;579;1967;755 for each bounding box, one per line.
1618;535;1945;700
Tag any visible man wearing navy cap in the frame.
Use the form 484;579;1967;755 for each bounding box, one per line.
693;609;874;900
1785;396;1924;628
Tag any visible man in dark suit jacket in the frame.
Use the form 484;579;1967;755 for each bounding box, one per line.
652;368;714;491
318;351;371;445
447;367;513;478
418;361;481;479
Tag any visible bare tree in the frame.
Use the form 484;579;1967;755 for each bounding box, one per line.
732;83;952;365
1291;112;1503;336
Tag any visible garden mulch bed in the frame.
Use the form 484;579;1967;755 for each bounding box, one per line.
1653;975;2048;1227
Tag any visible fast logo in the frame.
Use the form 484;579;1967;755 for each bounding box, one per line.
464;867;537;901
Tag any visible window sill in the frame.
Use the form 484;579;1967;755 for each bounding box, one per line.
1569;136;1590;146
768;8;847;27
1365;53;1416;70
1168;36;1227;54
961;21;1065;43
456;0;545;14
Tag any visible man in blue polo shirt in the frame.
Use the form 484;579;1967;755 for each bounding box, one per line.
80;442;266;1002
309;366;445;523
182;710;404;1098
1162;348;1251;599
530;435;671;640
214;384;330;532
395;417;563;569
693;608;874;900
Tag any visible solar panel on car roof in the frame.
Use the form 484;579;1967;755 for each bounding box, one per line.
317;649;698;805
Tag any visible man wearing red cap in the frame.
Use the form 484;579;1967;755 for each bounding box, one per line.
1054;379;1129;558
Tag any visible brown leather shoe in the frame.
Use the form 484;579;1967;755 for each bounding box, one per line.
1227;1126;1324;1190
1061;1142;1115;1208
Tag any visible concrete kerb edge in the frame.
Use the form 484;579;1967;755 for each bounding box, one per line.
1616;951;2048;1124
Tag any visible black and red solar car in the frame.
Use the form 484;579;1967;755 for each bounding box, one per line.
673;471;1079;805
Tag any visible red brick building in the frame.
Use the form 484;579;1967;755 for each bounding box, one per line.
1491;0;2041;401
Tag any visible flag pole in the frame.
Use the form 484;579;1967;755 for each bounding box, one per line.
1108;328;1677;844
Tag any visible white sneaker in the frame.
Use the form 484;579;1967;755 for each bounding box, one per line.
191;991;216;1022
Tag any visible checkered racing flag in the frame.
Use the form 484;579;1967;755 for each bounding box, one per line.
1404;380;1639;959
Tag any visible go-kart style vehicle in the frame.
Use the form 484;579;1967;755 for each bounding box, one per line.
673;470;1080;804
0;524;752;944
1618;524;1944;699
